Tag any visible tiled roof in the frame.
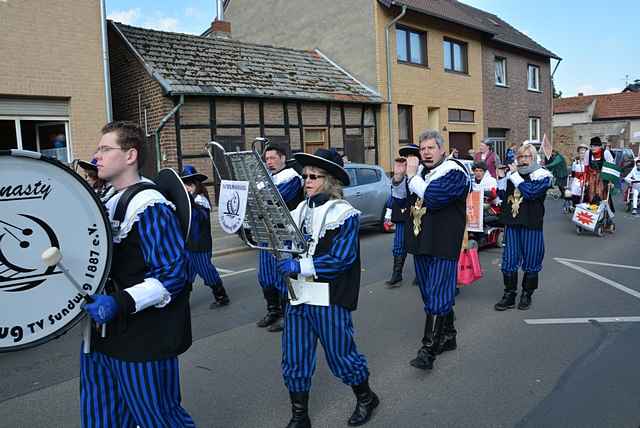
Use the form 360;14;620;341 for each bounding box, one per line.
379;0;560;59
593;92;640;120
554;96;596;114
554;92;640;119
110;22;382;104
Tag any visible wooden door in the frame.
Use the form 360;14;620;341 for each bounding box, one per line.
449;132;473;157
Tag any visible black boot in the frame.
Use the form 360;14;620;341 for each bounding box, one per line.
494;272;518;311
439;309;457;354
410;314;444;370
257;288;282;327
518;272;538;310
209;282;230;309
347;379;379;426
385;255;406;288
268;297;287;332
286;392;311;428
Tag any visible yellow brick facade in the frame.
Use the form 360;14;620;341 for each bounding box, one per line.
373;3;484;169
0;0;108;161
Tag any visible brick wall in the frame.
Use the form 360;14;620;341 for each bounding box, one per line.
108;24;177;173
482;42;552;148
0;0;107;161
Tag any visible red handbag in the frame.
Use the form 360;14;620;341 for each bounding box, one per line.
457;248;483;286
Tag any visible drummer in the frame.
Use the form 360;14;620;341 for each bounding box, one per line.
77;158;107;196
80;121;195;427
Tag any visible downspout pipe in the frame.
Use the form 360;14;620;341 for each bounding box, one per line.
100;0;113;122
384;4;407;170
154;95;185;172
550;58;562;141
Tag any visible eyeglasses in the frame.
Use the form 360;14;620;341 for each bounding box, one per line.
301;174;325;181
516;154;533;160
94;145;126;155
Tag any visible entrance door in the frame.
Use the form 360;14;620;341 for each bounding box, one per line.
449;132;473;157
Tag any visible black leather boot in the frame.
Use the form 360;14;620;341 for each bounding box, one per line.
347;379;379;426
518;272;538;310
286;392;311;428
438;309;457;354
494;272;518;311
257;288;282;327
385;254;406;288
410;314;444;370
268;297;287;332
209;282;230;309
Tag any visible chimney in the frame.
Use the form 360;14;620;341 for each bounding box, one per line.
204;0;231;38
578;92;583;96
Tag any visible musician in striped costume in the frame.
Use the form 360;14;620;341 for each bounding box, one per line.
495;142;552;311
276;149;378;428
401;130;470;371
81;121;194;427
256;143;304;332
385;144;420;288
181;165;230;308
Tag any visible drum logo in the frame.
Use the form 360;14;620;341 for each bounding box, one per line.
0;214;61;292
0;180;53;202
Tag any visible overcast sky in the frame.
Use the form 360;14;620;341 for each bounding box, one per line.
107;0;639;97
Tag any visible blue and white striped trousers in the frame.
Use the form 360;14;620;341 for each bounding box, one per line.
80;351;194;428
501;226;545;273
392;222;407;257
414;255;458;315
186;250;222;287
258;249;286;295
282;304;369;392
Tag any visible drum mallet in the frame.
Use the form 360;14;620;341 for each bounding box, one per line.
41;247;102;353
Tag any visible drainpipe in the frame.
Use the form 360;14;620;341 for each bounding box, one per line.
100;0;113;122
550;58;562;142
216;0;224;20
154;95;185;172
384;4;407;169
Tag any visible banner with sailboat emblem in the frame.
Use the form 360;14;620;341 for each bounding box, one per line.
218;180;249;234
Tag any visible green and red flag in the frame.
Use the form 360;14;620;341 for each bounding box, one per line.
600;161;622;185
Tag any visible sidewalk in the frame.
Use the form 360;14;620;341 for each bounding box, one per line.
211;207;253;257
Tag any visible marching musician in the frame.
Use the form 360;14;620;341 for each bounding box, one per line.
401;130;470;371
494;143;552;311
276;148;379;428
385;144;420;288
255;142;304;332
181;165;231;308
81;121;195;427
77;158;107;196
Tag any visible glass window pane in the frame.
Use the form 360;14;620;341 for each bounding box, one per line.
461;110;474;122
409;32;423;64
443;40;452;70
448;109;460;122
453;43;463;71
398;107;409;141
356;168;379;185
396;29;408;61
0;120;18;150
495;57;505;84
37;122;68;163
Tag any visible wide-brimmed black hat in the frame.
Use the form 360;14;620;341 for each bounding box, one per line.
399;144;420;158
180;165;208;182
77;158;98;172
285;158;303;175
590;136;603;146
294;148;349;186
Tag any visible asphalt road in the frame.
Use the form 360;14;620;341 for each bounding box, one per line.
1;197;639;428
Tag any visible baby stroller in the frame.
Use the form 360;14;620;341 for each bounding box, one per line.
572;184;616;237
561;176;575;214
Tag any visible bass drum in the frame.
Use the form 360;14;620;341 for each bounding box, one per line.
0;150;112;352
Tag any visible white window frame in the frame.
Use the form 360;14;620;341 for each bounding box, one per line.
529;117;540;142
527;64;540;91
495;57;507;86
0;115;72;161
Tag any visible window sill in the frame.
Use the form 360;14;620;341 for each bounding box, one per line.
527;88;542;93
397;60;429;69
495;83;509;88
448;121;478;125
445;69;469;76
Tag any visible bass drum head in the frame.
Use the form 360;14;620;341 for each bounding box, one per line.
0;150;112;352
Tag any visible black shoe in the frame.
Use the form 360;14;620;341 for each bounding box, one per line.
286;392;311;428
409;346;434;370
257;288;282;327
347;379;379;426
268;298;287;332
517;292;532;310
439;310;457;354
410;314;444;370
495;272;518;311
385;255;406;288
209;283;230;309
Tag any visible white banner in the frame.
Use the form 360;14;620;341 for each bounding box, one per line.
218;180;249;234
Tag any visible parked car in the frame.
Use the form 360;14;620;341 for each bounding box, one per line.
610;147;635;178
343;163;392;231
